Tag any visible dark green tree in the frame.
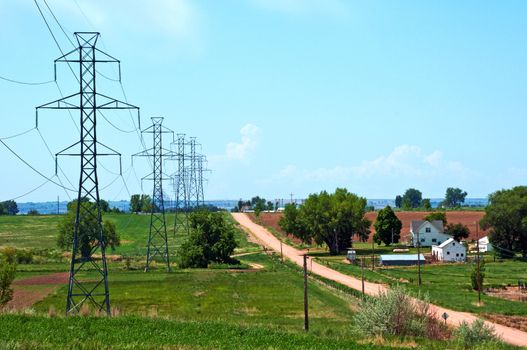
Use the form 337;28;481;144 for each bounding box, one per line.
445;223;470;242
423;212;447;226
130;194;142;213
278;188;370;255
395;195;403;209
481;186;527;258
177;210;238;268
140;195;153;213
402;188;422;209
470;261;485;291
443;187;468;208
422;198;431;210
1;201;18;216
99;199;110;213
373;206;402;246
57;200;120;257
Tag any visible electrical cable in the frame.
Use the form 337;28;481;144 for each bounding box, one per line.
0;139;74;192
36;128;76;191
0;127;36;140
3;178;52;201
0;76;54;86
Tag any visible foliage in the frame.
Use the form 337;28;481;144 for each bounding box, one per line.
373;206;402;246
0;200;19;216
481;186;527;258
401;188;422;209
177;209;238;268
27;209;40;216
0;259;16;307
424;212;447;226
470;260;485;291
57;200;120;257
446;223;470;242
0;247;17;264
130;194;141;213
278;188;371;255
129;194;153;213
395;195;403;209
453;319;498;349
422;198;431;210
444;187;468;208
353;286;439;338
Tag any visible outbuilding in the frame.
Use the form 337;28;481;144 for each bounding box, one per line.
379;254;425;266
477;236;494;253
432;238;466;262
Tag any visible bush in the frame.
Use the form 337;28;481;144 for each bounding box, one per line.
15;249;33;264
0;260;16;307
454;319;499;349
0;247;17;264
353;286;445;339
177;210;238;269
471;261;485;291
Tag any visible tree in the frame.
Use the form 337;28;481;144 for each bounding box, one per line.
445;223;470;242
177;210;238;268
480;186;527;258
423;212;447;226
373;206;402;246
0;201;18;216
140;195;153;213
444;187;467;208
402;188;422;209
278;188;370;255
130;194;141;213
57;200;120;258
266;201;274;211
0;260;16;307
470;260;485;291
395;195;403;209
99;199;110;213
27;209;40;216
422;198;431;210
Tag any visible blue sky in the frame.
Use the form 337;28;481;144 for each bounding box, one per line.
1;0;526;202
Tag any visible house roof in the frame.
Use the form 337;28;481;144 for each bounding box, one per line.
410;220;444;233
434;238;466;249
380;254;425;261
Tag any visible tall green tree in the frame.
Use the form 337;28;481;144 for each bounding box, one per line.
445;223;470;242
140;195;153;213
0;260;16;307
373;206;402;246
57;200;120;258
443;187;468;208
423;212;447;226
177;210;238;268
421;198;431;210
0;201;18;216
481;186;527;258
395;195;403;209
402;188;422;209
278;188;370;255
130;194;141;213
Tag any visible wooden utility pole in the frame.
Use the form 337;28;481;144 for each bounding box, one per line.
280;241;283;263
371;239;375;270
417;230;422;287
476;221;481;304
303;254;309;331
361;258;365;299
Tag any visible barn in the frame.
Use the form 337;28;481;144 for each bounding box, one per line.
379;254;425;266
432;238;466;262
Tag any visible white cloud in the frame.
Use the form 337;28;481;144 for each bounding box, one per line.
225;123;260;161
250;0;347;16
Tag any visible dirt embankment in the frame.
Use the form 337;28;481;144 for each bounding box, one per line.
6;272;69;310
255;211;488;243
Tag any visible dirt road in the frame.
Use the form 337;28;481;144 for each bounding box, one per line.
232;213;527;347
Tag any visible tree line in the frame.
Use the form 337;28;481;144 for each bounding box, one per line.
395;187;468;210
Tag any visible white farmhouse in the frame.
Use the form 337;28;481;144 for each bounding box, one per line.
477;236;494;253
410;220;451;247
432;238;467;262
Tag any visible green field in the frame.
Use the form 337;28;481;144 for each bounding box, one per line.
0;213;520;349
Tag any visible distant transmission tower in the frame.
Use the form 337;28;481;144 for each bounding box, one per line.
196;154;210;207
187;137;199;208
133;117;175;272
36;32;139;315
172;134;190;236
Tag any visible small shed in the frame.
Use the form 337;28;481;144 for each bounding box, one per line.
379;254;425;266
478;236;494;253
432;238;466;262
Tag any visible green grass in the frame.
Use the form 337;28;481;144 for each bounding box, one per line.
316;256;527;316
0;314;392;350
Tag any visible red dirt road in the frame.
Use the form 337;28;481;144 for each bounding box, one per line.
232;213;527;347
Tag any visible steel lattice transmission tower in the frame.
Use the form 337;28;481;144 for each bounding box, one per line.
36;32;139;315
133;117;175;272
196;154;210;207
172;134;190;236
187;137;200;208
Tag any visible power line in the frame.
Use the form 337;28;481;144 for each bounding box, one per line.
42;0;75;48
0;76;54;86
3;178;52;202
0;127;36;140
0;139;74;192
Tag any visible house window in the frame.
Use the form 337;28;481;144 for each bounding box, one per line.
453;243;455;246
421;238;425;243
456;253;459;257
432;239;437;243
425;227;431;233
461;253;464;257
447;252;450;255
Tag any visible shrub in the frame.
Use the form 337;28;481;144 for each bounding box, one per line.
177;210;238;269
0;247;17;264
471;261;485;291
15;249;33;264
0;260;16;307
353;286;445;339
454;319;499;349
